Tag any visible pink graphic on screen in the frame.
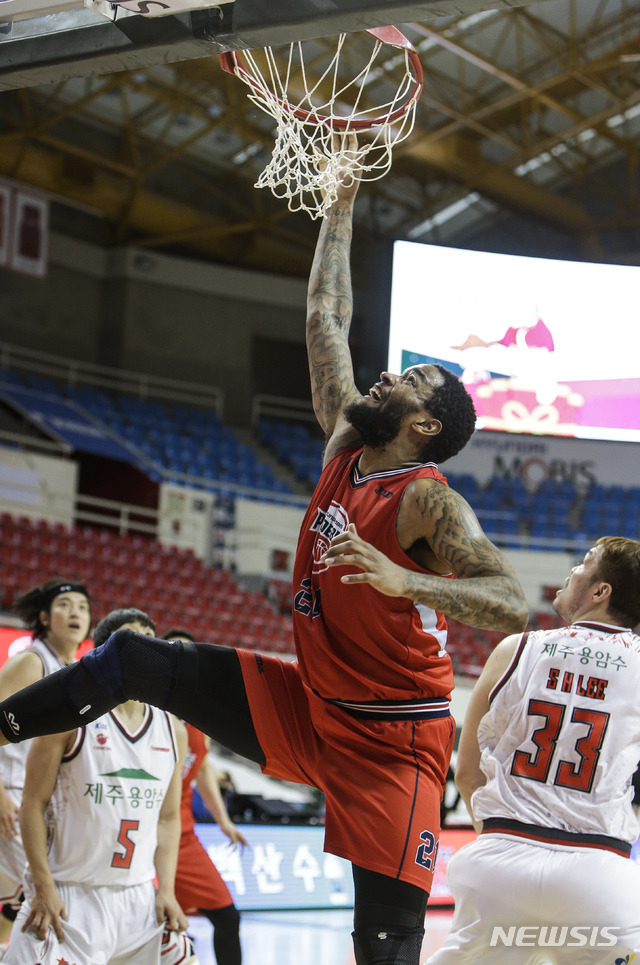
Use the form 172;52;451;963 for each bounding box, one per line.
390;240;640;442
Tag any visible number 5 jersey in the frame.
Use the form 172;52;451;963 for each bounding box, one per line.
43;706;179;886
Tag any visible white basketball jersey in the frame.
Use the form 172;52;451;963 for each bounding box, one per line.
45;706;178;886
0;638;67;790
472;622;640;844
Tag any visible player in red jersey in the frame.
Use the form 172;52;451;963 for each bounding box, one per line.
0;168;528;965
163;630;245;965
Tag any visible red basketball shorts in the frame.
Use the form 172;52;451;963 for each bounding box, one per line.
238;651;455;892
174;828;234;913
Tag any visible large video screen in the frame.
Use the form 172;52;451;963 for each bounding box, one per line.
389;242;640;442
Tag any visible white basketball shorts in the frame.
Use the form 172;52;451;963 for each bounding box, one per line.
426;833;640;965
3;878;193;965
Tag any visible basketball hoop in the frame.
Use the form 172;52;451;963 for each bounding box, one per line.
220;27;423;220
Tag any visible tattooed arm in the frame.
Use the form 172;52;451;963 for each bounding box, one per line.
307;170;362;465
324;480;529;632
402;479;528;631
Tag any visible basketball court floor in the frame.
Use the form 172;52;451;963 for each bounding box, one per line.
188;908;455;964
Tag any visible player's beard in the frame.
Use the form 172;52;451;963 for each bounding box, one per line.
344;395;418;448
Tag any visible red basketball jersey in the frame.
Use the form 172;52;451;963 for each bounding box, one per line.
292;446;455;703
180;722;207;834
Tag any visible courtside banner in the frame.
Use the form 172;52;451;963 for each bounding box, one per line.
0;385;135;462
194;824;477;910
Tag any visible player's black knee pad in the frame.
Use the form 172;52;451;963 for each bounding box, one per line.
77;629;186;707
352;926;425;965
0;634;192;744
56;631;191;730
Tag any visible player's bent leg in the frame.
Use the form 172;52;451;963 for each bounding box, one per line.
352;865;428;965
0;632;265;765
163;641;265;764
0;631;178;742
202;904;242;965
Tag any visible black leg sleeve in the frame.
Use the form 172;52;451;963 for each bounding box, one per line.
0;660;111;742
0;629;180;742
351;865;428;965
202;905;242;965
0;631;265;766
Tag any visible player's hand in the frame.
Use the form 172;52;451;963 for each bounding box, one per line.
219;819;248;851
335;133;360;203
324;524;408;597
321;133;360;206
24;882;67;942
0;792;18;838
156;891;188;932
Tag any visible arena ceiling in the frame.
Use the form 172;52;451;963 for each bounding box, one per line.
1;0;640;276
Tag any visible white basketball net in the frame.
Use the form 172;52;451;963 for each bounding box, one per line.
224;31;422;220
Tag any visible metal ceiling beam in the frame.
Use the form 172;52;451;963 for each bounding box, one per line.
408;21;633;153
402;134;599;252
0;79;276;231
1;0;634;264
381;19;640;242
0;138;312;272
408;22;640;149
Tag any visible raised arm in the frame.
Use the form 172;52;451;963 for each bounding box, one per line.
306;172;362;462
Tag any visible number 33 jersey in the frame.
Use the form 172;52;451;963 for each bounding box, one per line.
472;622;640;844
44;706;179;886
